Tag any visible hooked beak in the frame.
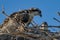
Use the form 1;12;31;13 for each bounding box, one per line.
40;13;42;17
38;10;42;17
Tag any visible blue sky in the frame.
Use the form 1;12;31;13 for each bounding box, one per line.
0;0;60;32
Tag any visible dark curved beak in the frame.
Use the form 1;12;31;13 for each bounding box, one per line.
40;13;42;17
39;10;42;17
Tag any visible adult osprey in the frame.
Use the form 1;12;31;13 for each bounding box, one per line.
26;8;42;26
0;8;42;33
5;8;42;27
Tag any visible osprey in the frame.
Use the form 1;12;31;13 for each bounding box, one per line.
22;8;42;26
0;8;42;33
8;8;42;27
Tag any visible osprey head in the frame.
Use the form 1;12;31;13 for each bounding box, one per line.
28;8;42;17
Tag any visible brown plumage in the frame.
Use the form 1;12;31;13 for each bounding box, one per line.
1;10;28;33
0;8;42;33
